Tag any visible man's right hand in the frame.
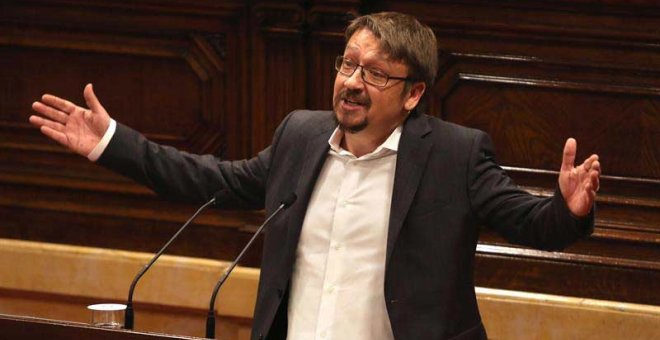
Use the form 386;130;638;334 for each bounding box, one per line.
29;83;111;157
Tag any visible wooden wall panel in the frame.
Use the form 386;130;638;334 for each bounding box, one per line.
443;79;660;177
306;3;359;110
248;1;303;154
1;0;658;310
0;0;260;264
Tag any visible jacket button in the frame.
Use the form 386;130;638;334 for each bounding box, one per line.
277;288;284;298
390;299;398;304
258;334;263;340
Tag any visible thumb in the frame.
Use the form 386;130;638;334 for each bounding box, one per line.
84;83;104;113
561;138;577;172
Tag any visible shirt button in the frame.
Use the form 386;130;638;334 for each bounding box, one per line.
327;285;336;293
332;244;341;250
320;331;327;338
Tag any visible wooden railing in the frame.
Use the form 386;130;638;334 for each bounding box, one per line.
1;238;658;339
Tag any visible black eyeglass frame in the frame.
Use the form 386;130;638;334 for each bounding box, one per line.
334;56;416;87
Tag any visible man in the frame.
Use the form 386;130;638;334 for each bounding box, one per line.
30;12;600;340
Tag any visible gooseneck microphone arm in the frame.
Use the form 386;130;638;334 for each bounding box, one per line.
124;195;218;330
206;193;297;339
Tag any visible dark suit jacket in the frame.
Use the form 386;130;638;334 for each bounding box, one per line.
99;110;593;340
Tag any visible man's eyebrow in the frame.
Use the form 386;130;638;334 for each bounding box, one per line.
362;56;391;69
342;46;392;68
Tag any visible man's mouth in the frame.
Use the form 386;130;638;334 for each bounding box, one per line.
342;97;368;107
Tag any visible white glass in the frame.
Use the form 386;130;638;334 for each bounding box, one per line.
87;303;126;329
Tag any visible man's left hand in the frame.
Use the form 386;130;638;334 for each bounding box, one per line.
559;138;601;217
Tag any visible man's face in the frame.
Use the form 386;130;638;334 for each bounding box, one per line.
333;29;419;135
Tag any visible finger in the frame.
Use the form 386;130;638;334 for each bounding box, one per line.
581;155;599;173
41;94;78;114
29;115;66;132
28;115;45;127
40;125;69;146
583;172;599;192
590;171;600;192
588;187;596;203
84;83;104;113
591;160;601;173
561;138;577;172
32;101;69;124
583;155;595;169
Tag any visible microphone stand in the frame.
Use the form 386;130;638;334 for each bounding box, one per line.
205;193;296;339
124;197;216;330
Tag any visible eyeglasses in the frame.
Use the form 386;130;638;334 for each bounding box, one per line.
334;56;414;87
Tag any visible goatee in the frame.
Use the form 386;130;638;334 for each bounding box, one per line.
333;88;370;133
333;112;368;133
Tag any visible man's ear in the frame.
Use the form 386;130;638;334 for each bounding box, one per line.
404;82;426;112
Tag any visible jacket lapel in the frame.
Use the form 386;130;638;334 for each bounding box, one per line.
386;114;433;267
285;117;334;266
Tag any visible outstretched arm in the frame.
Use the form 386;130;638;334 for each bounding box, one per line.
28;83;277;208
558;138;601;217
469;132;597;250
29;83;110;157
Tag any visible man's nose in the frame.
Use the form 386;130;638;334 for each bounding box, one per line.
344;67;365;89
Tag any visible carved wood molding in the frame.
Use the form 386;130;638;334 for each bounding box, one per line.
4;4;244;179
435;69;660;247
0;32;226;155
307;4;360;37
252;2;306;34
251;1;361;36
474;248;660;305
0;176;264;229
477;243;660;271
391;1;660;45
416;0;660;293
0;2;249;267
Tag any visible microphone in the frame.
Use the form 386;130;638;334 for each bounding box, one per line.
205;193;297;339
124;190;226;330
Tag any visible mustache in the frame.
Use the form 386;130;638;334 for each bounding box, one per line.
339;89;371;106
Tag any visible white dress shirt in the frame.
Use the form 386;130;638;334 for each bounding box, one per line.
287;126;400;340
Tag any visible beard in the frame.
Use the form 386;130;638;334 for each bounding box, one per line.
333;112;368;133
333;88;371;133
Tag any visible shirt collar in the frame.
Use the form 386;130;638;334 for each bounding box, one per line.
328;125;402;158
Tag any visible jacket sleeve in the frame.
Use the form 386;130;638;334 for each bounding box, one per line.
97;113;295;209
467;131;594;250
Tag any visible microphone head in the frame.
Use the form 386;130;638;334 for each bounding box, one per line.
281;193;297;208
